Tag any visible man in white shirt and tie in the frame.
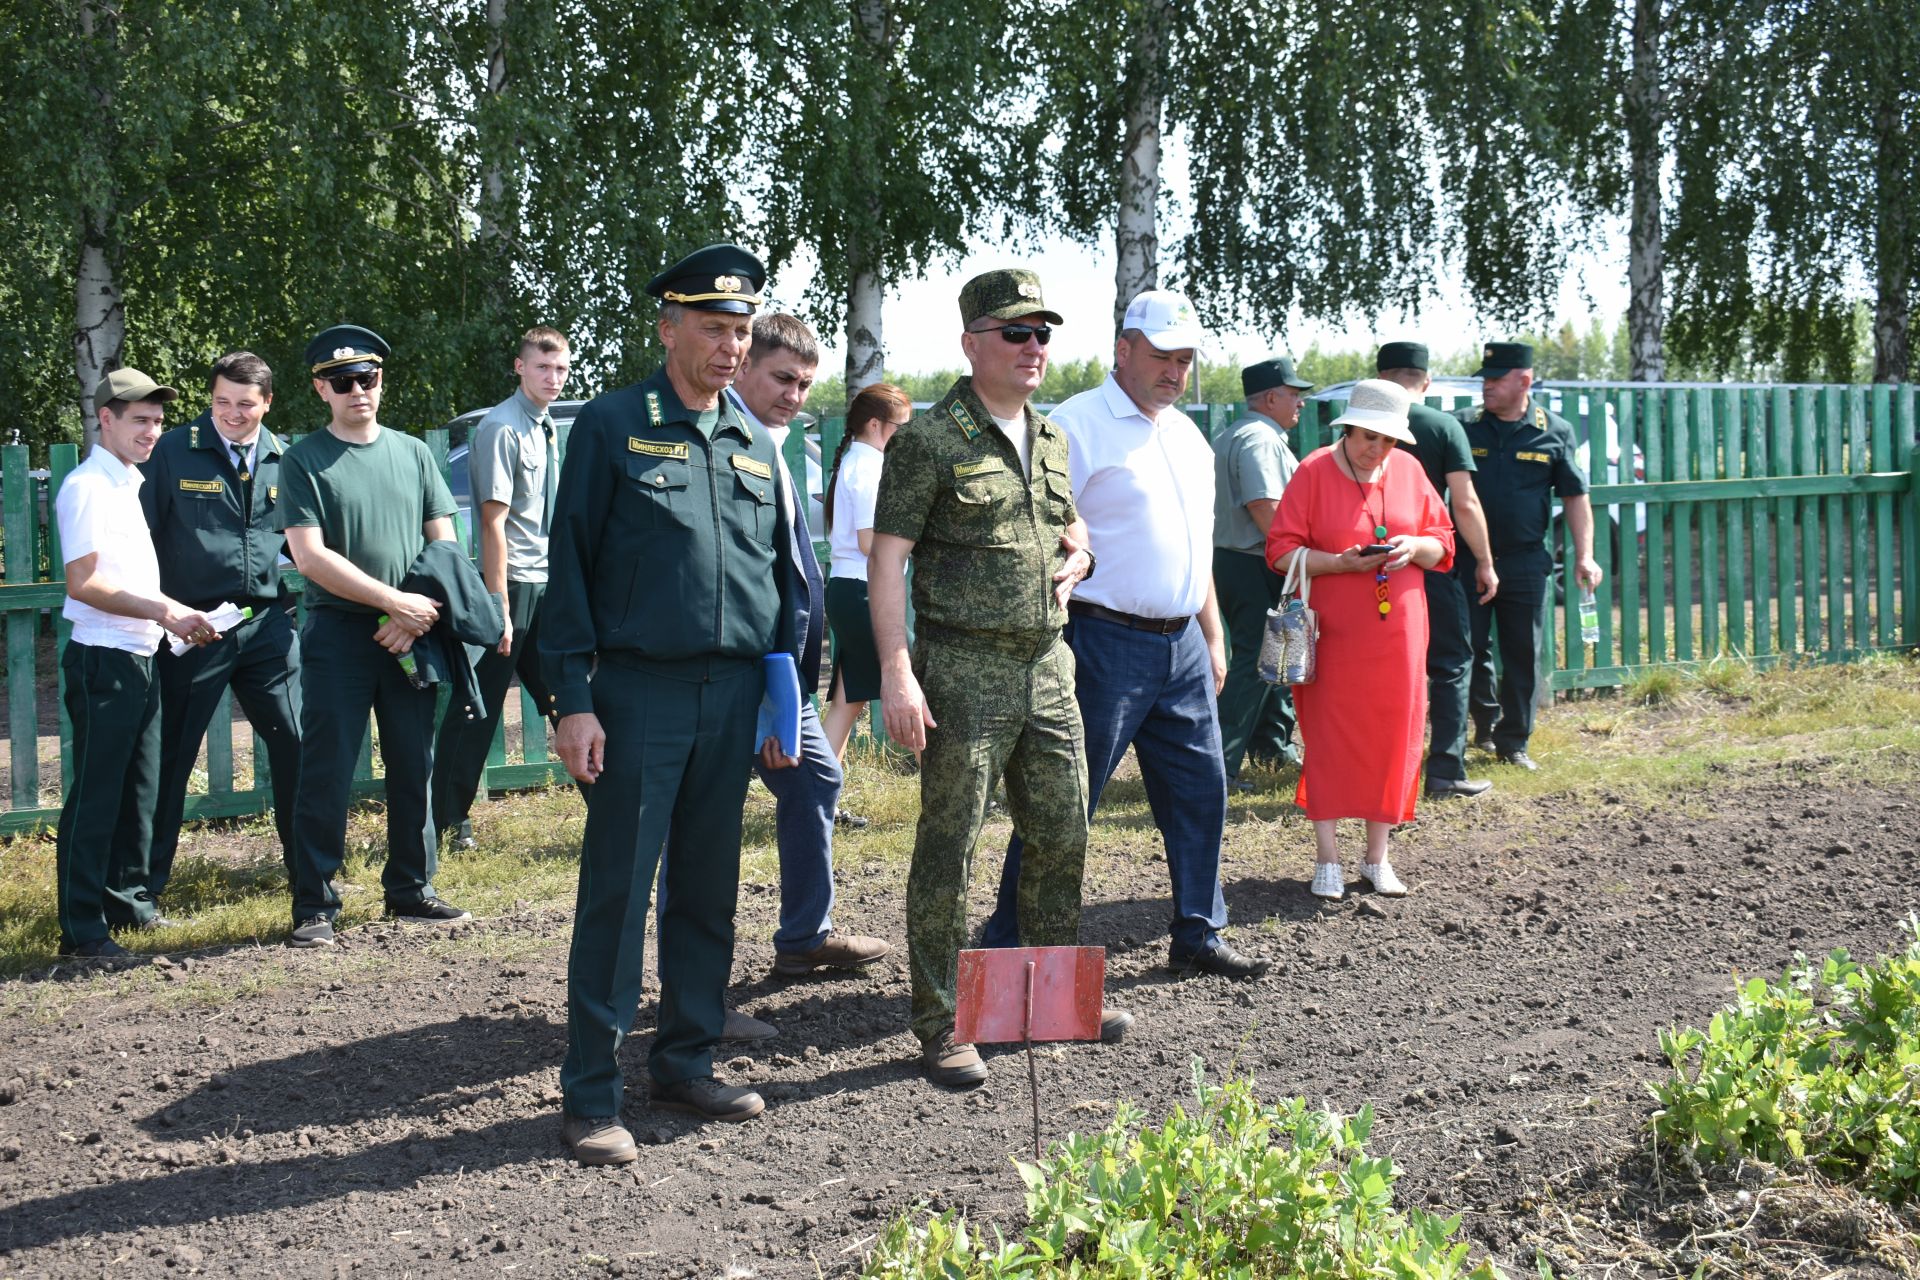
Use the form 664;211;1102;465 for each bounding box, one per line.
980;291;1269;979
54;369;219;958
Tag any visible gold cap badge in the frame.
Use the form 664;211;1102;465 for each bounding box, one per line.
715;274;742;293
333;347;355;360
1017;281;1039;298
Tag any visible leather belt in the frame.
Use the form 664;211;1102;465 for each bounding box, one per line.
1068;600;1190;635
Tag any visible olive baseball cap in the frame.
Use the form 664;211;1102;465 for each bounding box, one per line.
1471;341;1534;379
93;367;179;408
1241;356;1313;396
959;268;1064;328
1375;341;1430;372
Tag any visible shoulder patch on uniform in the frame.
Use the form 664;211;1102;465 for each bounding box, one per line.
1471;447;1489;458
179;478;223;494
731;454;773;479
953;458;1006;480
628;438;688;460
645;390;665;428
1516;450;1551;464
947;400;982;441
1534;405;1548;429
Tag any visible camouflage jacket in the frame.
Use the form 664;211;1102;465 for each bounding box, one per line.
871;376;1077;653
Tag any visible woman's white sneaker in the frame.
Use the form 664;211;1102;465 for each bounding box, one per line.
1310;863;1346;899
1361;860;1407;896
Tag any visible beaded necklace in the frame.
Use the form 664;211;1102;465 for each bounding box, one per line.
1341;439;1392;621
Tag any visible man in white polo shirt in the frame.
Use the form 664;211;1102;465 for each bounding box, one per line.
54;369;219;958
981;290;1269;980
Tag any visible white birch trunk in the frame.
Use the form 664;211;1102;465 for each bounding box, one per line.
1871;96;1912;383
478;0;509;247
1112;2;1167;332
845;255;885;392
1625;0;1665;382
74;0;122;453
845;0;892;391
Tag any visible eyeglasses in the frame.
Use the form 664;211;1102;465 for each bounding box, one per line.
969;323;1052;346
889;415;915;427
326;370;381;394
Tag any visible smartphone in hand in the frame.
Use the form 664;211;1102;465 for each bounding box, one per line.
1361;543;1396;556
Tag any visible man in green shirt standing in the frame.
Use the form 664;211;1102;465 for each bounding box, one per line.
278;325;469;948
1372;342;1499;799
543;245;800;1163
1210;356;1313;786
869;268;1129;1090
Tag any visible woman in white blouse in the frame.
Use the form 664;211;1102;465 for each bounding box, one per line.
822;382;914;763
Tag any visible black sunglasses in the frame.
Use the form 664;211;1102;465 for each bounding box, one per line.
326;369;381;394
970;323;1052;346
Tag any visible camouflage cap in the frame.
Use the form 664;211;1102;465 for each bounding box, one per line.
958;269;1065;328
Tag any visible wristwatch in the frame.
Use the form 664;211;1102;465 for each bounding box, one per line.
1081;548;1097;580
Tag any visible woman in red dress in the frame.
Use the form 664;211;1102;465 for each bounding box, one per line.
1266;379;1454;900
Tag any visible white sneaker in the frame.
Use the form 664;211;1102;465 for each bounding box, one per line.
1310;863;1346;899
1361;860;1407;896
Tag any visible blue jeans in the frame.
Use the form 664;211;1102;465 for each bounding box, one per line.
983;615;1228;956
658;697;841;955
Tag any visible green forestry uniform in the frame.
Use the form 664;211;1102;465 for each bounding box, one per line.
874;312;1092;1045
279;326;459;928
1210;356;1312;780
140;408;302;900
1374;342;1480;786
542;248;793;1120
1452;342;1589;758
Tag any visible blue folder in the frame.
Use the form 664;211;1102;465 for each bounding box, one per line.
757;652;803;759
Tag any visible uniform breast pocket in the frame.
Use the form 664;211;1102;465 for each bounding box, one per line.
623;456;693;530
180;488;229;529
732;467;777;545
947;476;1023;548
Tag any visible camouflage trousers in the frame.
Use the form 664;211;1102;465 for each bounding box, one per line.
906;632;1090;1044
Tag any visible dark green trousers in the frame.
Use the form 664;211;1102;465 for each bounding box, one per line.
289;607;439;924
150;604;301;899
1463;547;1550;755
1423;567;1473;783
1212;547;1295;778
561;655;761;1118
56;642;161;946
431;579;556;833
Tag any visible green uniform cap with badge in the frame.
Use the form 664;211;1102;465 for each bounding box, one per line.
645;243;765;314
1375;341;1430;373
305;324;390;375
1240;356;1313;397
95;367;179;408
1471;341;1533;380
958;268;1064;327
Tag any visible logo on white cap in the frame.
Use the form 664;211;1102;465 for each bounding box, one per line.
1123;289;1207;352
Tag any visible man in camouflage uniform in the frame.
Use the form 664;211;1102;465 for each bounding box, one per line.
868;268;1132;1089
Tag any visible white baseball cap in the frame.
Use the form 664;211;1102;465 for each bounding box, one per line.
1121;289;1208;352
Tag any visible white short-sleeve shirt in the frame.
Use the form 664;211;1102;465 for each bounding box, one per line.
827;441;885;581
56;446;165;654
1052;375;1215;620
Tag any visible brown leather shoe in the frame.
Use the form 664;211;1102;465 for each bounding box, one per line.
921;1033;988;1088
648;1076;764;1122
560;1114;638;1166
772;931;892;977
720;1008;778;1042
1099;1008;1134;1043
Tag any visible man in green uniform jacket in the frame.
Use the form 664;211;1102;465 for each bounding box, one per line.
869;268;1130;1091
1453;342;1602;769
1372;341;1497;799
543;244;800;1165
140;351;302;909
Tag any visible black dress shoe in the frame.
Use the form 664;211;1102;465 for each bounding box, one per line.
1424;777;1493;799
1496;750;1539;771
1168;942;1271;980
1471;726;1496;752
57;937;130;959
386;897;472;923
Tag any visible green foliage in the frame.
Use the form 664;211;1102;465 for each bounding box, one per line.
1650;917;1920;1205
861;1063;1507;1279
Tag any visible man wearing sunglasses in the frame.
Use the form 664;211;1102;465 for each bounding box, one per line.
277;325;469;949
869;268;1130;1090
979;289;1268;983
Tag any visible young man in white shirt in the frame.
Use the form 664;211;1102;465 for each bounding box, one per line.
54;369;219;957
981;290;1269;980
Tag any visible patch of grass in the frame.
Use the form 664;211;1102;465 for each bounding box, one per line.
862;1061;1505;1278
1622;665;1688;706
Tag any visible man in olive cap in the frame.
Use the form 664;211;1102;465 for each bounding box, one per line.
1211;356;1314;786
543;243;802;1161
278;325;469;949
53;368;219;957
1453;342;1601;769
1372;341;1497;799
869;267;1129;1090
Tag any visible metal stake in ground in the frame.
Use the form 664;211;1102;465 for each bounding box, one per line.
954;945;1106;1161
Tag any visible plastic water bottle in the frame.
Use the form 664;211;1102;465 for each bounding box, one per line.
168;603;253;655
378;614;428;688
1579;587;1600;646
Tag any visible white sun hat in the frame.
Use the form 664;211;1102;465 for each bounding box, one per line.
1121;289;1209;352
1329;378;1415;444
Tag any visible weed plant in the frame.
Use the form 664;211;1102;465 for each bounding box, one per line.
862;1061;1506;1279
1650;914;1920;1205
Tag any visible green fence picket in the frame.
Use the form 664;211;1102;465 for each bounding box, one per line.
1847;388;1871;648
1615;392;1642;667
4;443;37;809
1796;390;1821;652
1746;389;1772;656
1669;390;1695;661
1871;385;1896;648
1721;388;1747;654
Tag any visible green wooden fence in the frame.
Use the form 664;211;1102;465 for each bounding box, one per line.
2;383;1915;834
